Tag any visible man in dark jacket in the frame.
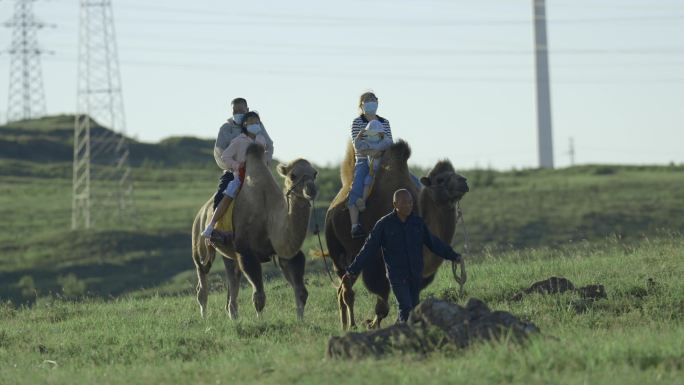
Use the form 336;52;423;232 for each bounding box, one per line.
342;189;462;322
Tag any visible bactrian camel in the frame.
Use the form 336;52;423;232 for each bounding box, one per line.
325;140;468;330
192;144;318;320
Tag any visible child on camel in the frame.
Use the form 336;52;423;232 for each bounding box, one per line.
202;111;271;243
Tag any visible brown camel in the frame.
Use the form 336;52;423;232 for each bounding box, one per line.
191;144;318;320
325;140;419;330
325;141;468;330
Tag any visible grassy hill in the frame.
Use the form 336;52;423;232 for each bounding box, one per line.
1;116;684;303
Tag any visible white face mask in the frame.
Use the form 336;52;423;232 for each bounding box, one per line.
362;101;378;115
233;114;245;125
246;123;262;135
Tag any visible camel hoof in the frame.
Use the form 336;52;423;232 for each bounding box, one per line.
365;318;381;330
253;292;266;314
228;308;238;320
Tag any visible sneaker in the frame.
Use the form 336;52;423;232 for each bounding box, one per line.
355;198;366;212
351;224;366;239
201;225;214;238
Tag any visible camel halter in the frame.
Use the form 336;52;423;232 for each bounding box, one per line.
285;174;337;286
285;174;313;208
451;201;469;297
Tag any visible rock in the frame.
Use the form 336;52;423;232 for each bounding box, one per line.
512;277;607;302
576;284;607;300
326;323;425;359
326;298;539;360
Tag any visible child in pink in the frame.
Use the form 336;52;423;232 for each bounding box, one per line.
202;111;271;241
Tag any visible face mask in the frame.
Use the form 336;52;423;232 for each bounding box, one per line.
246;123;262;135
362;101;378;115
233;114;245;125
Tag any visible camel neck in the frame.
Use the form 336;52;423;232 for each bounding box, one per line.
270;194;311;258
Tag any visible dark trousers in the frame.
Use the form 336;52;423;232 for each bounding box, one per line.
391;278;421;323
213;171;234;210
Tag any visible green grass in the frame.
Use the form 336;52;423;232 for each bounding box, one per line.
2;159;684;301
1;236;682;384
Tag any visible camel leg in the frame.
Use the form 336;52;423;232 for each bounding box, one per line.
194;247;214;319
336;284;348;329
275;251;309;321
363;269;390;329
237;251;266;318
222;256;241;320
368;292;390;329
341;283;356;330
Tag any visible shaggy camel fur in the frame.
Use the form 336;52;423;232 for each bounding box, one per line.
192;144;318;320
325;142;468;330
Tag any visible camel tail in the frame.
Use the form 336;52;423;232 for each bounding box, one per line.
192;200;213;274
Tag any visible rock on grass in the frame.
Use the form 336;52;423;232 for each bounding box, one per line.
326;298;539;359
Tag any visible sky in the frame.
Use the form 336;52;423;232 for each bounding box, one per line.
1;0;683;169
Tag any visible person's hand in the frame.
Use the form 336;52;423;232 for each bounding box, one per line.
453;252;463;263
356;129;367;140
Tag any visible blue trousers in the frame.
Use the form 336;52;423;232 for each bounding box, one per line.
391;279;421;323
348;158;423;208
348;159;369;207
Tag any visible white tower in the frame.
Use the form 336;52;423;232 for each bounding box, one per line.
533;0;554;169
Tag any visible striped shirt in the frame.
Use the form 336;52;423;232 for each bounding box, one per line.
350;115;392;159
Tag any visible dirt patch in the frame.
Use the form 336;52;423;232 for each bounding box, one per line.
511;276;607;301
326;298;540;359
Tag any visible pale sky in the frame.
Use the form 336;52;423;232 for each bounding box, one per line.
1;0;683;169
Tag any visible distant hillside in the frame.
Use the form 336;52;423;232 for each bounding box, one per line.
0;115;215;167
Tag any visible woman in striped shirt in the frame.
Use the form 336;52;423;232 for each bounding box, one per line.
348;91;393;239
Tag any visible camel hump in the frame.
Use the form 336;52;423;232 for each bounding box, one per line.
340;141;355;187
246;143;265;160
389;140;411;163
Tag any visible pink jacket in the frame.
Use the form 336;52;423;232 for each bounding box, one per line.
220;133;270;171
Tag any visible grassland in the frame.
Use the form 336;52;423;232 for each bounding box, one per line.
1;236;682;385
1;116;683;384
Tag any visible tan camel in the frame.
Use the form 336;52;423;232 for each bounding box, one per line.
418;161;469;287
192;144;318;320
325;142;469;330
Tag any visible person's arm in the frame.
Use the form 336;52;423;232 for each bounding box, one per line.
373;136;393;152
422;221;461;262
220;140;241;171
346;220;385;275
214;124;231;169
256;135;272;165
383;119;393;141
259;122;274;162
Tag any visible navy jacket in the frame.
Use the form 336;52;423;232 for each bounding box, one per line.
346;210;461;284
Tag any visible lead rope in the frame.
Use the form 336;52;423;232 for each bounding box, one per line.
451;201;469;297
311;195;338;288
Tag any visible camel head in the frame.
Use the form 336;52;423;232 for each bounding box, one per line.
277;159;318;201
420;160;469;207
